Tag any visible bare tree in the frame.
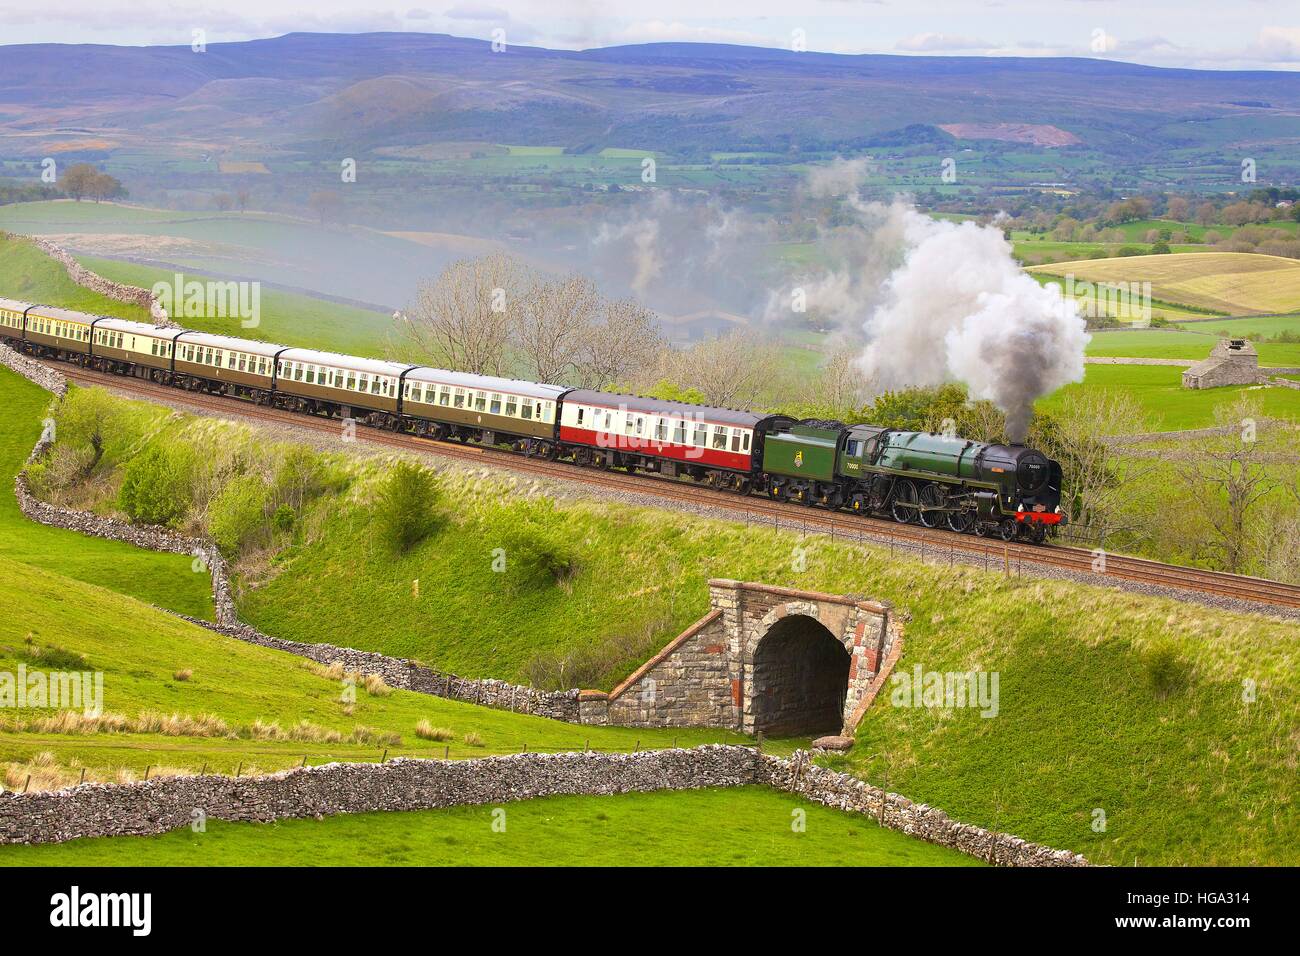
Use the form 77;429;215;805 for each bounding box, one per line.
514;273;599;385
797;347;866;416
1033;388;1156;543
664;329;782;410
397;253;526;376
576;297;667;389
1172;396;1279;573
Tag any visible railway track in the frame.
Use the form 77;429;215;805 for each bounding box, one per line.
51;363;1300;612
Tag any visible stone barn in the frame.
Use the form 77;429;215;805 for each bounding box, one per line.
1182;338;1263;389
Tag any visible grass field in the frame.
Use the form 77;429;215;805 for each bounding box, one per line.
0;786;980;867
0;234;151;322
0;553;758;783
1037;364;1300;430
76;255;397;358
1084;329;1300;366
1030;252;1300;316
26;379;1299;865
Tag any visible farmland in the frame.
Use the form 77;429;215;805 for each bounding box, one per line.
1029;252;1300;316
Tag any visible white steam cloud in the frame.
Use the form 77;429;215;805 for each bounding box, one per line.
857;212;1090;442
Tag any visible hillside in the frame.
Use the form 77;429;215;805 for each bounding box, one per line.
2;33;1299;162
1030;252;1300;316
24;376;1300;866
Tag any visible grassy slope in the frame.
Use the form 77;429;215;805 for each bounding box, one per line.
1035;364;1300;430
0;234;150;321
77;255;396;358
0;786;981;867
0;556;755;780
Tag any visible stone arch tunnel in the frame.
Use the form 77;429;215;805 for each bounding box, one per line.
750;614;851;737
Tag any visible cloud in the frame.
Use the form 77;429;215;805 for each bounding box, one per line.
444;4;508;21
895;33;995;53
611;20;781;48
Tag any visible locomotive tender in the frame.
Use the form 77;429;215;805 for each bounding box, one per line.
0;297;1065;542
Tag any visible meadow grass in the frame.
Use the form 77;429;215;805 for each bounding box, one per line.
0;786;981;867
0;370;212;617
1036;364;1300;430
0;554;768;783
0;233;151;321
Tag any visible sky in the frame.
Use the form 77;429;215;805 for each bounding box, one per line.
0;1;1297;71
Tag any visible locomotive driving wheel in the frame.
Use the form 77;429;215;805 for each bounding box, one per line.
998;517;1020;542
947;509;976;534
918;483;944;528
890;479;919;523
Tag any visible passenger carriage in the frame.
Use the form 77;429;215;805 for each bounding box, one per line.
272;348;413;422
402;368;566;449
557;389;793;492
172;330;283;397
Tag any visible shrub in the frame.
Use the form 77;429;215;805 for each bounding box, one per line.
23;642;88;670
1143;642;1190;699
415;720;455;741
208;473;272;555
372;460;444;553
485;498;579;591
463;732;485;747
117;442;196;526
272;504;296;533
173;669;193;682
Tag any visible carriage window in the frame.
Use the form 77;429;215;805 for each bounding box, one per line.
438;387;449;406
693;423;708;447
624;414;636;435
345;373;355;390
655;418;667;441
672;420;686;444
712;426;727;450
505;396;517;417
743;432;751;452
472;392;485;411
372;377;383;395
295;364;304;381
453;388;465;408
228;352;237;369
576;407;585;426
489;393;502;414
731;430;741;452
540;402;552;423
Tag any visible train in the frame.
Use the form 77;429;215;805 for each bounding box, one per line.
0;298;1066;543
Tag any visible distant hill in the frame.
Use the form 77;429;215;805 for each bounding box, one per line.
2;32;1299;160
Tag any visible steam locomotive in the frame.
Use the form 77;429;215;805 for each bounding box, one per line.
0;297;1065;543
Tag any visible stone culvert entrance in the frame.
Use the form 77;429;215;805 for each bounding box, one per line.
583;581;903;735
750;615;850;737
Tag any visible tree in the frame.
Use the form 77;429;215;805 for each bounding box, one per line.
235;189;251;213
60;164;124;202
307;189;344;225
397;253;527;376
1030;389;1155;543
1171;396;1280;573
1195;201;1219;226
575;297;667;389
661;329;782;410
514;273;599;385
1166;196;1190;221
214;193;234;212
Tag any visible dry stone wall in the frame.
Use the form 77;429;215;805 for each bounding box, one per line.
757;752;1091;868
22;234;174;326
0;745;1091;866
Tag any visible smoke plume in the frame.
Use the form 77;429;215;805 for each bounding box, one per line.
856;212;1090;442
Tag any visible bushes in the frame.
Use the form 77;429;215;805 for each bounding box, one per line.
372;460;444;553
208;473;273;556
1143;641;1191;699
484;498;579;591
117;442;197;526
